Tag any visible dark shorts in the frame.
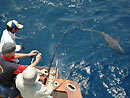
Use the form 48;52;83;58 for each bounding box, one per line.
0;85;20;98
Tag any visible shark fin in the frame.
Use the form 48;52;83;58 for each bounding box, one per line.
115;36;120;42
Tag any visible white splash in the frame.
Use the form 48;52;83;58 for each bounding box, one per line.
85;66;91;74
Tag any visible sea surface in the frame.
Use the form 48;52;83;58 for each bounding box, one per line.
0;0;130;98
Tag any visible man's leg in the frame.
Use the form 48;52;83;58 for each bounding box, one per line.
9;85;21;98
0;85;9;98
16;94;22;98
0;94;3;98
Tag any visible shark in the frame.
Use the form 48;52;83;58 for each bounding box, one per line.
99;32;125;54
80;28;125;54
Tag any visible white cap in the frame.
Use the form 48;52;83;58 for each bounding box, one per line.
7;20;23;29
22;67;40;85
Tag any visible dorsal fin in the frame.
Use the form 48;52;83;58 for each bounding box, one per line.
115;36;120;42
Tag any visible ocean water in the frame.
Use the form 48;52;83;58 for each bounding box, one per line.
0;0;130;98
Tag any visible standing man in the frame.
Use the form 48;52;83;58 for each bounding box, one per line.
0;20;24;63
0;42;42;98
0;20;23;52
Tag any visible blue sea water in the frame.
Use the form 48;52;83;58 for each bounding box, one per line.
0;0;130;98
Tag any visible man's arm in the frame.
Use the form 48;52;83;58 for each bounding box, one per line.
14;50;39;59
47;69;56;91
36;69;55;96
28;53;42;67
13;53;42;74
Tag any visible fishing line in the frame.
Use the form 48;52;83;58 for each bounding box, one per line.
43;21;79;85
81;28;101;33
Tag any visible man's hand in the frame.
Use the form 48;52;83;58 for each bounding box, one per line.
50;69;56;76
36;53;42;62
20;45;24;50
28;50;39;56
28;53;42;67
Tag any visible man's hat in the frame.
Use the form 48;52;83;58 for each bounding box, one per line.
2;42;16;54
22;67;40;85
7;20;23;29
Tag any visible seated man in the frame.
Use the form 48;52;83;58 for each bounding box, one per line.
15;67;56;98
0;42;41;98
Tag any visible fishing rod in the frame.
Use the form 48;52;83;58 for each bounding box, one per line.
43;21;78;85
55;59;59;79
